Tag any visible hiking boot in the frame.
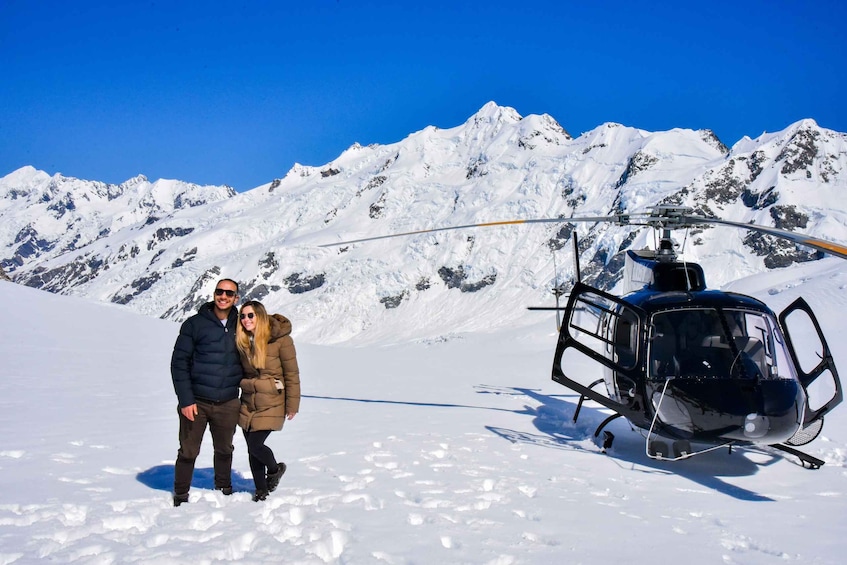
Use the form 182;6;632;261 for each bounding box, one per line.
266;462;287;492
216;486;233;496
252;489;269;502
173;493;189;507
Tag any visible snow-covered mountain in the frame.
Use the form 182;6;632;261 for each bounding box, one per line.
2;102;846;344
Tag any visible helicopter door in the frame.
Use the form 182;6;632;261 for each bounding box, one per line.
778;297;843;425
552;282;648;426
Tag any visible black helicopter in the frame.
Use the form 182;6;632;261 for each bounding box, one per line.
323;205;846;468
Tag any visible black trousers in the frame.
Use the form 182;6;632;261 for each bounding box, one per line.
243;428;278;491
173;398;240;495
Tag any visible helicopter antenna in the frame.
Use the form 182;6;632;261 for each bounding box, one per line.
572;231;581;283
552;250;563;331
681;227;693;291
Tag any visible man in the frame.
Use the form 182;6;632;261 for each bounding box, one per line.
171;278;244;506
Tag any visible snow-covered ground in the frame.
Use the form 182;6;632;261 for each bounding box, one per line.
2;257;847;564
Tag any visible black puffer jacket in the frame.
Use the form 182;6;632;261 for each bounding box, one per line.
171;302;243;408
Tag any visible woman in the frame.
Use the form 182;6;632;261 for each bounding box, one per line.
235;300;301;501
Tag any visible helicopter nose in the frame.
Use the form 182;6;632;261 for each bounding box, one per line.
743;413;770;439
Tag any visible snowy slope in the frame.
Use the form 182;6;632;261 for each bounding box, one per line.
2;103;847;346
1;253;847;563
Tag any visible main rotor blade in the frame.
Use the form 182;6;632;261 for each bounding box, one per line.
320;206;847;260
318;215;621;247
682;214;847;260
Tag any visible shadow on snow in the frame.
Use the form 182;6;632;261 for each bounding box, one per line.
137;465;254;493
478;385;780;502
303;386;782;502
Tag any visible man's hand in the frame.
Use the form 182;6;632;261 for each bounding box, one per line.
286;412;296;421
181;404;198;422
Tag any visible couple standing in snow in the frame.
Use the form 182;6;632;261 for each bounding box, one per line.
169;278;301;505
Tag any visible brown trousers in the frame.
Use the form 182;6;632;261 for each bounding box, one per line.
173;398;240;495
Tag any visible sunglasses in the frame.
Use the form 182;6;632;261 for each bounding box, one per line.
240;312;255;319
214;288;236;297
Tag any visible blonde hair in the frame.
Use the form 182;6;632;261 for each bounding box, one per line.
235;301;270;369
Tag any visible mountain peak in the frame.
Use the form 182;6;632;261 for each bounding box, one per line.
1;166;51;187
466;102;523;126
792;118;820;131
120;174;149;188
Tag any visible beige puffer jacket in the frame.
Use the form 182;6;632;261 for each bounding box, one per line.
238;314;301;431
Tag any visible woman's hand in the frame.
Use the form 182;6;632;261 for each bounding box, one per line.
286;412;296;420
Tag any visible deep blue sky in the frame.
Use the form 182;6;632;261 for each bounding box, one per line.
2;1;845;192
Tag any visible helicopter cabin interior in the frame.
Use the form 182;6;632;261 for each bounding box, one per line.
647;309;772;381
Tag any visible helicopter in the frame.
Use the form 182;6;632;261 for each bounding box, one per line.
322;205;846;468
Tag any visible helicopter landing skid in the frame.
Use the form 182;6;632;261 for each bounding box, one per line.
572;378;606;423
572;380;624;450
770;444;825;470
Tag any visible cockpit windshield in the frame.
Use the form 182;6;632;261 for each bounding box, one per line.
648;308;797;382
